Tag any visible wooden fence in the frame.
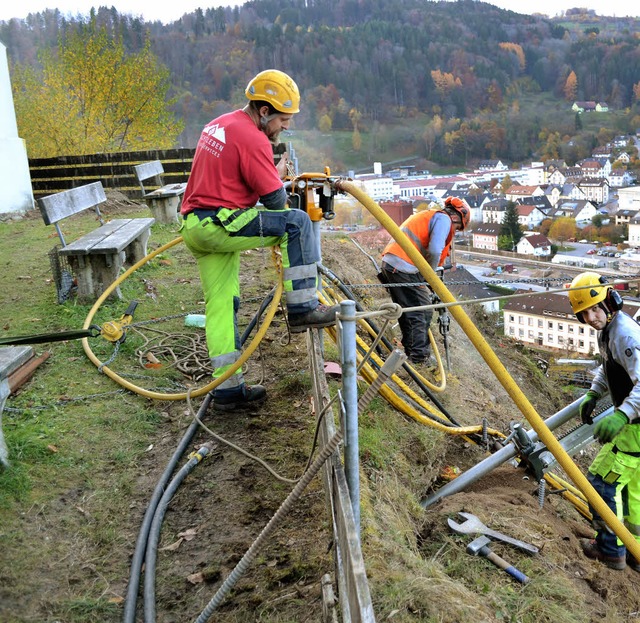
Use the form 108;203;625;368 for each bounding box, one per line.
29;148;195;200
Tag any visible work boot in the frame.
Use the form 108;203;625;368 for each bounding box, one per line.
580;539;626;570
288;304;340;333
211;384;267;413
627;555;640;572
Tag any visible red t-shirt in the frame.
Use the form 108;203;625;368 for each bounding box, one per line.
181;109;283;214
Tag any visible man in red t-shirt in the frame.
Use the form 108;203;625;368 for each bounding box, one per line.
180;70;338;412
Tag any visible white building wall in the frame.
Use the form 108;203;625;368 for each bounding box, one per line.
0;42;33;215
504;311;598;355
618;187;640;212
357;176;394;201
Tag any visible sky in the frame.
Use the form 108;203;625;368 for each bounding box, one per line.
0;0;637;25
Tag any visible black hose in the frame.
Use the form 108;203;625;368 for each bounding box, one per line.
143;446;211;623
240;288;276;344
122;393;212;623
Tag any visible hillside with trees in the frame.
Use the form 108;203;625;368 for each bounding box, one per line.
1;0;640;169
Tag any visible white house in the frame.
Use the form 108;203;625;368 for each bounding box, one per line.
551;199;597;224
516;203;546;229
608;168;633;188
629;215;640;247
618;186;640;212
504;185;545;203
577;178;610;205
355;174;395;201
482;198;510;224
504;292;640;355
515;233;551;257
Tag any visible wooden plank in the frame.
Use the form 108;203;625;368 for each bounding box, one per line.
134;160;164;182
89;218;154;255
145;183;187;198
307;331;376;623
58;218;154;256
58;219;126;255
29;148;194;198
0;346;35;380
37;182;106;225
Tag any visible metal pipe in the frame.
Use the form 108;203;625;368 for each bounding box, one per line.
420;396;585;509
339;300;360;534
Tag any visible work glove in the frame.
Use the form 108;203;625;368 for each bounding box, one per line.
593;410;628;443
579;390;600;425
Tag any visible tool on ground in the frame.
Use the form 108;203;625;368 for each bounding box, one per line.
466;535;529;584
448;511;539;554
467;535;529;584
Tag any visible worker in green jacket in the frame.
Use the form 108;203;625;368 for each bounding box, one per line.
569;271;640;571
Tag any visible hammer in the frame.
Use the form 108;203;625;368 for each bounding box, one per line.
466;536;530;584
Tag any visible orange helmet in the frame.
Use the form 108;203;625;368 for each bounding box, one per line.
245;70;300;114
444;197;471;229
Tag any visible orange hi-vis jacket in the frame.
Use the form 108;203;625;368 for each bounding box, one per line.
382;209;454;268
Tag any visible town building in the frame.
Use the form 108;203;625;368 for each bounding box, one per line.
503;292;640;355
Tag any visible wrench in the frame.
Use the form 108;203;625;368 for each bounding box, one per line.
448;511;539;555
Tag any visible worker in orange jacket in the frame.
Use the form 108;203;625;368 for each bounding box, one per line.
380;197;470;365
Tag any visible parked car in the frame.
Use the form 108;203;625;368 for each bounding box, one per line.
587;249;596;254
579;239;589;244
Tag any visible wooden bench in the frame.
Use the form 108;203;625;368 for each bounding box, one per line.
37;182;155;303
133;160;187;224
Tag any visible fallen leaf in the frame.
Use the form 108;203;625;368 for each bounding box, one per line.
187;572;204;585
47;444;58;453
160;538;183;552
178;528;197;540
108;596;125;604
146;444;154;452
158;259;172;266
145;352;160;363
144;362;163;369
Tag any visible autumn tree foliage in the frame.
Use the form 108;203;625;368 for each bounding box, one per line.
549;216;578;244
430;69;462;96
563;70;578;102
12;21;183;158
498;42;525;71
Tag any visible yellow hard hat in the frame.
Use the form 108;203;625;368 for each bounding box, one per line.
568;271;609;315
245;70;300;114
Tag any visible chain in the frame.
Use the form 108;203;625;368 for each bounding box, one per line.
98;340;121;371
341;277;572;289
4;389;128;413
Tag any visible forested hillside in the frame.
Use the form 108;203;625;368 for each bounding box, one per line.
2;0;640;168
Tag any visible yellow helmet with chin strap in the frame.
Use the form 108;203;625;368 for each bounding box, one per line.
568;271;623;322
245;70;300;114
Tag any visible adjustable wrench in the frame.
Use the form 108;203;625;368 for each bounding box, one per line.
448;511;539;555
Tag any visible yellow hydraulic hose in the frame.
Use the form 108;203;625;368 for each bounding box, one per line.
82;237;284;401
544;473;591;519
336;179;640;561
319;285;447;393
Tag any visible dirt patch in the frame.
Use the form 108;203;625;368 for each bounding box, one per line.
421;465;640;621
